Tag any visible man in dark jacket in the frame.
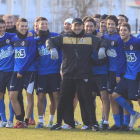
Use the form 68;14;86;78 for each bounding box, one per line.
46;18;107;131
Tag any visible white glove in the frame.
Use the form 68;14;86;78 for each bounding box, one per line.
50;48;59;60
98;47;106;59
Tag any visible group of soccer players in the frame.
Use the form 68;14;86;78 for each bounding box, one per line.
0;12;140;132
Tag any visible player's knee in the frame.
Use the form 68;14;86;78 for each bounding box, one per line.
112;92;119;99
100;91;108;101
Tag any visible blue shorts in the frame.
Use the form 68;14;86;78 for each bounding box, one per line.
114;77;140;100
0;71;13;93
91;74;108;96
10;71;35;94
37;73;61;94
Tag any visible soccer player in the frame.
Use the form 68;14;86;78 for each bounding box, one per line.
0;19;16;128
112;22;140;130
100;14;108;35
46;18;107;131
101;15;126;130
84;17;110;130
93;14;101;32
30;17;43;37
10;18;36;128
117;14;129;32
35;17;61;128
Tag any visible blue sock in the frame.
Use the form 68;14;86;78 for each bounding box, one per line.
113;114;121;127
123;115;130;126
130;103;133;109
0;99;7;122
119;106;124;125
44;96;47;116
8;100;14;122
30;111;34;120
115;97;136;115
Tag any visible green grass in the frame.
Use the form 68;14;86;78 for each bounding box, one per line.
1;90;140;140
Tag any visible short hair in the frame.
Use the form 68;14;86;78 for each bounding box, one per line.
0;19;5;24
34;16;43;23
120;22;131;32
3;14;15;22
118;14;129;22
82;16;91;23
106;15;118;26
16;18;28;26
84;17;96;26
38;17;48;24
93;14;101;19
100;14;108;21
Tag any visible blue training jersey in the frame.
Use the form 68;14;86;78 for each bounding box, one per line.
104;32;126;76
123;36;140;80
11;36;36;74
35;32;62;75
0;32;16;72
92;48;109;75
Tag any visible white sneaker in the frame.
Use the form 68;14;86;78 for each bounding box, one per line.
129;112;140;127
61;124;72;129
81;125;89;130
74;119;82;126
6;121;13;128
0;121;7;127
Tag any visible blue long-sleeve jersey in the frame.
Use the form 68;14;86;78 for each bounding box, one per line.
11;36;36;75
92;48;109;75
0;32;16;72
104;32;126;77
123;36;140;80
35;32;62;75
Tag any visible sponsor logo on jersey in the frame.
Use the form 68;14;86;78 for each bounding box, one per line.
15;49;26;58
21;41;25;46
81;38;85;43
130;45;133;50
38;46;50;56
6;39;10;44
111;41;114;46
126;53;137;62
0;46;14;59
107;49;117;57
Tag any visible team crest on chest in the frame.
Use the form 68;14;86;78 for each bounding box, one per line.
81;38;85;43
6;39;10;44
21;41;25;46
130;45;133;50
111;41;114;46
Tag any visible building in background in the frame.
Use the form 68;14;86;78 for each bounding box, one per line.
0;0;139;33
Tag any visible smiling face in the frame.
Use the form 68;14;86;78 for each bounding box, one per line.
120;26;131;42
5;17;14;29
38;20;49;31
84;21;96;34
64;22;71;33
71;23;83;34
100;19;107;33
17;22;28;35
107;19;116;34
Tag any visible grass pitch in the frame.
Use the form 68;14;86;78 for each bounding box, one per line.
1;90;140;140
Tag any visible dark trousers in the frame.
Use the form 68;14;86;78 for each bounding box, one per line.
57;78;96;127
